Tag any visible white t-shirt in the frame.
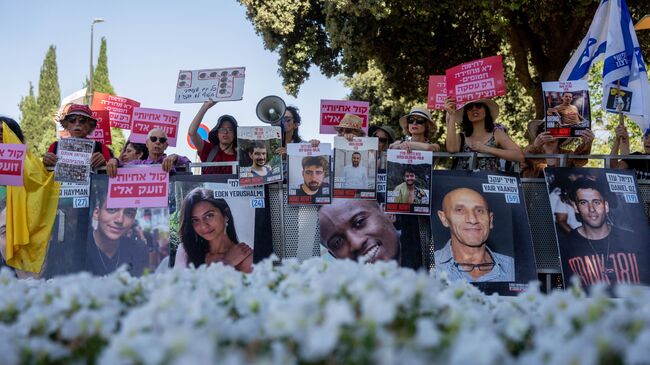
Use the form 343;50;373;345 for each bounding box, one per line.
342;165;369;189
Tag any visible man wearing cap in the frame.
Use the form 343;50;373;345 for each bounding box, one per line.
390;107;440;152
611;124;650;180
188;100;237;175
335;114;366;141
43;103;113;169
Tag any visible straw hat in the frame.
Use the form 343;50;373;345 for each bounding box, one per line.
398;107;434;134
451;98;500;124
334;113;364;134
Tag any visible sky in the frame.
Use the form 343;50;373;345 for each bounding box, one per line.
0;0;349;158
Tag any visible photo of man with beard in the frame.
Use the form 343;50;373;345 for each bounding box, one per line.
246;141;272;177
296;156;330;197
342;151;369;189
392;166;429;204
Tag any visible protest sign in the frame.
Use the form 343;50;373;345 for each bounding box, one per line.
542;81;591;137
427;75;447;110
91;92;140;130
54;138;94;183
107;166;169;209
544;168;650;291
603;84;638;115
88;110;112;145
446;55;506;109
430;170;537;295
287;143;332;205
129;107;181;147
0;143;26;186
320;100;369;134
385;149;432;215
175;67;246;103
237;126;282;186
333;136;378;199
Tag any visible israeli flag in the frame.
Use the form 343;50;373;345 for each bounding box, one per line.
560;0;650;130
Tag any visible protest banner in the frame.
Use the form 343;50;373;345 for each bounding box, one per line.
238;126;282;186
427;75;447;110
542;81;591;137
603;84;637;114
287;142;332;205
107;166;169;209
333;136;378;199
320;100;370;134
88;110;112;145
446;55;506;109
129;107;181;147
91;92;140;130
175;67;246;103
0;143;26;186
430;170;537;295
544;168;650;291
54;138;94;183
385;149;432;215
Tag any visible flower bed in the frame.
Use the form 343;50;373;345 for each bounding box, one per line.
1;258;650;364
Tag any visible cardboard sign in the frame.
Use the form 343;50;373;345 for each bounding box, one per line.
319;100;370;135
427;75;447;110
287;143;332;205
237;126;283;187
0;144;26;186
91;92;141;130
54;138;94;183
332;136;378;199
175;67;246;103
107;166;169;208
604;84;638;115
129;107;181;147
89;110;112;145
542;81;591;138
446;55;506;109
385;149;432;215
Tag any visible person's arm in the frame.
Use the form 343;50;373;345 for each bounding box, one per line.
472;129;525;163
188;101;217;153
444;97;461;153
569;129;594;168
43;143;58;167
398;141;441;152
162;154;191;172
555;213;572;233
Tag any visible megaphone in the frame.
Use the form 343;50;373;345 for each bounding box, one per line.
256;95;286;125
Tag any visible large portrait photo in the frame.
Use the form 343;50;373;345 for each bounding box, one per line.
542;80;591;137
237;126;282;186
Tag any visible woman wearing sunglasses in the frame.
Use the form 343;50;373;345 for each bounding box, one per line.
444;97;524;171
390;107;441;152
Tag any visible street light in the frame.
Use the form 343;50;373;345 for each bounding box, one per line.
88;18;105;105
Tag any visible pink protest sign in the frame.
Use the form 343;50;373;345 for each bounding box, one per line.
129;107;181;147
0;144;26;186
91;92;141;130
445;55;506;109
89;110;112;145
320;100;370;134
427;75;447;110
107;166;169;208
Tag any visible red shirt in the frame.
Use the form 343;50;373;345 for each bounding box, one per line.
198;140;236;174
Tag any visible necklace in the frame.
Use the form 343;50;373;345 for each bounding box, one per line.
584;232;613;280
97;242;121;274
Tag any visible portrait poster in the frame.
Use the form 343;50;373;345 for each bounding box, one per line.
129;107;181;147
237;126;282;187
542;81;591;137
91;92;141;130
171;174;274;266
54;138;94;183
430;170;537;295
385;149;432;215
427;75;447;110
175;67;246;103
544;167;650;291
0;143;26;186
332;136;378;199
287;142;332;205
319;100;370;135
107;166;169;209
445;55;506;109
603;84;639;115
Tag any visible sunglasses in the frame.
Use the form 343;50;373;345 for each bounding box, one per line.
407;117;427;125
149;136;168;143
217;127;234;134
66;116;90;125
465;103;485;110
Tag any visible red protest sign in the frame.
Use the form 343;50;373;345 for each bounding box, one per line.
129;107;181;147
320;100;370;135
89;110;112;145
427;75;447;110
0;144;26;186
91;92;140;130
107;166;169;208
445;55;506;109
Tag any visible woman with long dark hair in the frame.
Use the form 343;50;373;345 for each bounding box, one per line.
175;188;252;272
445;98;524;170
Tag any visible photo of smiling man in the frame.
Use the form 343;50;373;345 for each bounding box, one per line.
238;126;282;186
287;143;332;205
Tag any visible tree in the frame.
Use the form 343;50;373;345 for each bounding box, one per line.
91;37;125;155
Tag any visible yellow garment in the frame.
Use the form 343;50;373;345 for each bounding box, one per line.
4;122;60;273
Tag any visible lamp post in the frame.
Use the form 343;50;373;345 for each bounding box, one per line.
88;18;105;105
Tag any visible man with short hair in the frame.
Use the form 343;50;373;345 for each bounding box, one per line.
342;151;369;189
296;156;329;196
564;178;643;287
435;188;514;282
547;92;584;126
392;166;428;204
247;141;272;177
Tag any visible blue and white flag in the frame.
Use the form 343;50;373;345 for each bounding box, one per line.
560;0;650;130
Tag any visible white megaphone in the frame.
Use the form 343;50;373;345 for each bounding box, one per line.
256;95;286;125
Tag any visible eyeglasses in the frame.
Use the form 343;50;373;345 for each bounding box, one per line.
218;127;234;134
407;117;427;125
453;262;495;272
149;136;168;144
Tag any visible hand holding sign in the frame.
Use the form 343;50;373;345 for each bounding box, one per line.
445;55;506;109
